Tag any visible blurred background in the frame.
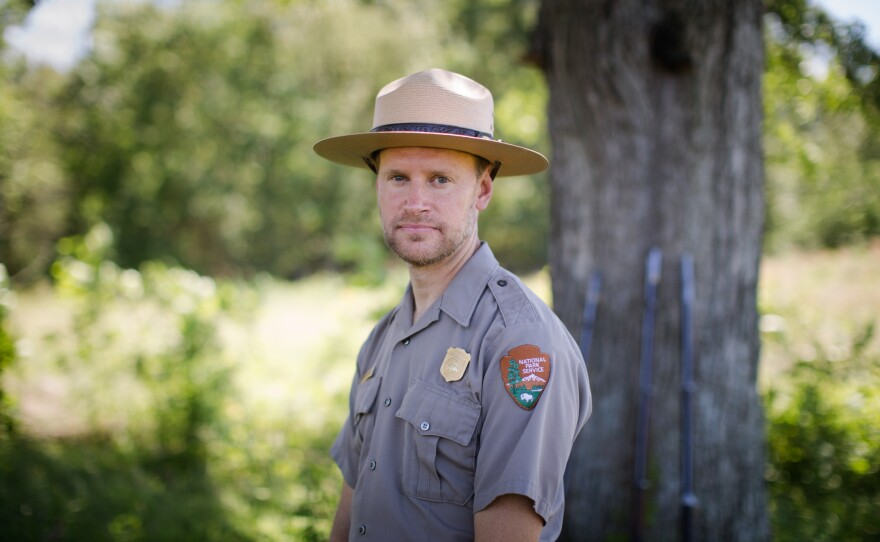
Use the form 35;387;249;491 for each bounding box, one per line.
0;0;877;540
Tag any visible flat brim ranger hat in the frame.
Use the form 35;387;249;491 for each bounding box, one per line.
313;68;548;178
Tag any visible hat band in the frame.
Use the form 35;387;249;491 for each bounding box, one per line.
371;122;494;140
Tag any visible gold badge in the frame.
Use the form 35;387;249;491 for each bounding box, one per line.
440;347;471;382
360;366;375;383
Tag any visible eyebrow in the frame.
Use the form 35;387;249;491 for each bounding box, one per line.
382;168;457;179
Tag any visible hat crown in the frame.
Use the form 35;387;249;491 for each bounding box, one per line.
313;68;548;177
373;69;495;136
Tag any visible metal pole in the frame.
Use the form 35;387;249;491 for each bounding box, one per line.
580;269;602;366
633;247;662;542
680;252;698;542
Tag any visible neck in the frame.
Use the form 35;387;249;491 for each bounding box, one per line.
408;237;481;323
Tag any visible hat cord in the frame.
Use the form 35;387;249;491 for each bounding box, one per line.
371;123;494;140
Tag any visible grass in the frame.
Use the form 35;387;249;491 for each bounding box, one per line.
758;241;880;387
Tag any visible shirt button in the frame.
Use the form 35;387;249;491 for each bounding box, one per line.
403;338;410;345
420;421;430;431
359;524;367;535
497;279;508;287
369;460;376;470
384;397;392;407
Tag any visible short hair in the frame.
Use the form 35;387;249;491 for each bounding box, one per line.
473;155;492;179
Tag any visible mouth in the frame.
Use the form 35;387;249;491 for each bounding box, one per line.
396;224;437;233
394;220;439;234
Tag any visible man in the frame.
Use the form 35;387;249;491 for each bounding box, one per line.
314;68;592;541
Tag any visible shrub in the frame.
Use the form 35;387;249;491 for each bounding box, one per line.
0;264;18;436
765;324;880;541
2;225;344;540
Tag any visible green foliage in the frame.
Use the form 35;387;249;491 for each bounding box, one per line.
763;2;880;252
0;435;249;541
0;0;35;33
55;0;395;278
1;0;551;281
1;0;64;283
480;67;551;271
50;224;254;466
1;226;344;540
0;415;342;541
0;264;18;436
46;0;546;279
0;63;71;284
206;412;343;541
765;0;880;110
765;324;880;541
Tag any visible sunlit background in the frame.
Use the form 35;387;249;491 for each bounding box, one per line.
1;1;878;540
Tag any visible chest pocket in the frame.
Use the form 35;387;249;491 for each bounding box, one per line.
396;379;481;505
352;376;381;453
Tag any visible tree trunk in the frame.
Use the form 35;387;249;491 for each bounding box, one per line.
532;1;769;540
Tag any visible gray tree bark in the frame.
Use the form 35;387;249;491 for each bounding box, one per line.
530;1;769;540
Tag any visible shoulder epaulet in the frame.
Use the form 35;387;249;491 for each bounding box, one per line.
488;271;541;327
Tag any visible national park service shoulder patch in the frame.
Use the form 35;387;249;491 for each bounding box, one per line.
500;344;551;410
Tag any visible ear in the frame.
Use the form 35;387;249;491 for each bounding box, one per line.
475;170;493;212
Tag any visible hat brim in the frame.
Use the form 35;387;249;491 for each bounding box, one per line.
313;132;548;178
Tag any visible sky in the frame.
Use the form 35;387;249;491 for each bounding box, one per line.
3;0;96;71
3;0;880;72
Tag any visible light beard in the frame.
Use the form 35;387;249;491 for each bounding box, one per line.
383;211;477;268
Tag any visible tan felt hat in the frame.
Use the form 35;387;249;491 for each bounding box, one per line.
313;69;548;178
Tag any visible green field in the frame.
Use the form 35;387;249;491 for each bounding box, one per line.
759;244;880;378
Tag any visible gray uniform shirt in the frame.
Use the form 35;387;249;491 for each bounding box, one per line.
332;243;592;541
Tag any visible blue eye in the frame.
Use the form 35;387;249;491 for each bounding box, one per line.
434;176;450;184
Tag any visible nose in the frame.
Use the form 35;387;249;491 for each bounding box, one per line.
402;181;431;213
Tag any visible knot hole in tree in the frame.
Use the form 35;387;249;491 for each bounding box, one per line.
650;9;694;73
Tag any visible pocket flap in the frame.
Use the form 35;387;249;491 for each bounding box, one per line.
396;380;481;446
355;376;382;416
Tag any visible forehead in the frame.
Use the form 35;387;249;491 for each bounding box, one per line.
377;147;477;170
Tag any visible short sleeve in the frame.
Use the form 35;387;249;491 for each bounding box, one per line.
473;319;592;523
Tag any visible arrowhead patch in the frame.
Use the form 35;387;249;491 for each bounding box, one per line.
500;344;551;410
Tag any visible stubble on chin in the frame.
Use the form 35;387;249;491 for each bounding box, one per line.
384;227;451;268
383;211;477;268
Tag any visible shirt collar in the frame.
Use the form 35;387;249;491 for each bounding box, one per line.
438;242;499;327
393;242;500;337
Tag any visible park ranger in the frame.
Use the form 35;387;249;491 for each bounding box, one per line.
314;68;592;541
